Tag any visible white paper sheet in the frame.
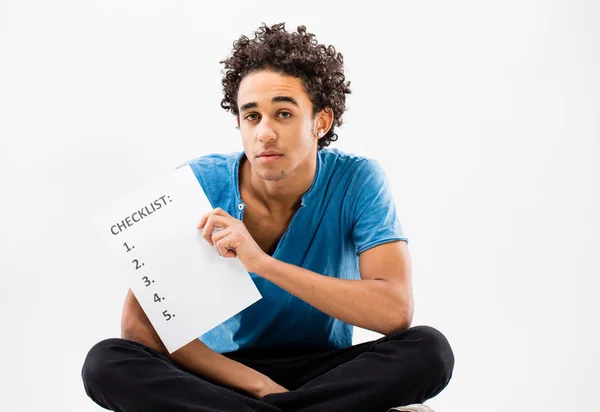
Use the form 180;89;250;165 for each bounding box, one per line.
93;164;262;353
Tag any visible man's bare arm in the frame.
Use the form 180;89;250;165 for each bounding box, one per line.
121;289;168;352
120;289;287;398
254;241;413;335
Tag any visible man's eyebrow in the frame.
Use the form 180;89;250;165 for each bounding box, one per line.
239;96;299;112
272;96;299;106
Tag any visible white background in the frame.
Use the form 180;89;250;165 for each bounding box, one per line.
1;1;598;411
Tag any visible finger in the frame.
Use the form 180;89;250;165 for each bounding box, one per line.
202;215;228;245
215;237;237;258
220;247;237;258
200;216;214;245
211;227;231;245
200;210;239;229
223;249;237;258
212;207;232;218
198;207;230;229
202;214;232;245
197;210;214;229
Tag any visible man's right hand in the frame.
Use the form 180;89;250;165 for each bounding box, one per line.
256;377;290;399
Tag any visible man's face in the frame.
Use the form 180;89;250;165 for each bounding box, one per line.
236;69;318;182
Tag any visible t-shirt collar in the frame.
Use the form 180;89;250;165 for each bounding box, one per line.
233;149;322;209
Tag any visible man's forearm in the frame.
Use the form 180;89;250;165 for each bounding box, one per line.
168;339;270;397
121;290;271;398
122;328;269;397
255;257;411;335
121;289;168;354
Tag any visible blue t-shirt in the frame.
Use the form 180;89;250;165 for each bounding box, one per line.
176;147;408;353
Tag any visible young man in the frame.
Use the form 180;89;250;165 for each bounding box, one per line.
82;23;454;412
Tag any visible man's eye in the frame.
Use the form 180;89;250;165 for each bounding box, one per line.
245;113;259;121
279;112;292;119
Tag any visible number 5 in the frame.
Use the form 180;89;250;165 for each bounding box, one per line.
162;310;172;321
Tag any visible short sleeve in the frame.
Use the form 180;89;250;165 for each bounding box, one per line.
350;159;408;255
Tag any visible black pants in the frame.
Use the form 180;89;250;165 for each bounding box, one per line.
81;325;454;412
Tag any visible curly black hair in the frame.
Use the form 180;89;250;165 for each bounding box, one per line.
219;22;352;150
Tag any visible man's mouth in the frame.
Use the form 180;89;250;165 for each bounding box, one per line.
258;154;283;162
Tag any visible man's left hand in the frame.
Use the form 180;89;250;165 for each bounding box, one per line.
197;207;268;274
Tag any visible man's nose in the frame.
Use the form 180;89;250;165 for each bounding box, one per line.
256;116;277;141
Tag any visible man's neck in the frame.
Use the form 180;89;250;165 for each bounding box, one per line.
241;152;316;217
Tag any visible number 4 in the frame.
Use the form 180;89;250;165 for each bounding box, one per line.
154;293;162;303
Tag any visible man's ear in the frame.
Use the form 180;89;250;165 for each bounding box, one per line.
236;116;240;130
316;108;334;136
